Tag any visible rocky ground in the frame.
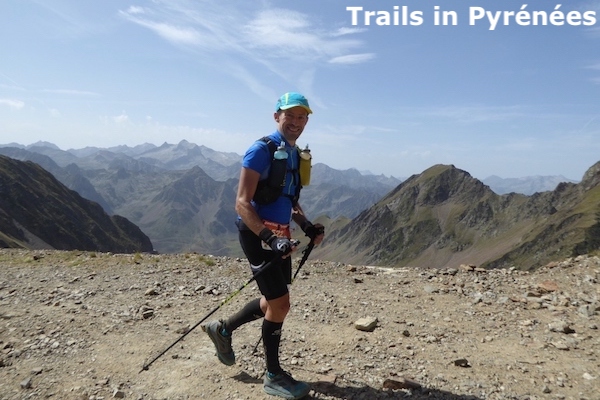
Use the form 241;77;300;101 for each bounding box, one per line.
0;248;598;400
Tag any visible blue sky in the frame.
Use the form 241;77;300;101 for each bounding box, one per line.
1;0;599;181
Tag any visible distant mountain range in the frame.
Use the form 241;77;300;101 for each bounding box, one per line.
0;141;400;255
482;174;578;195
1;140;597;270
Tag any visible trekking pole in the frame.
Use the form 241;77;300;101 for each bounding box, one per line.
292;241;314;281
139;244;296;373
251;240;315;354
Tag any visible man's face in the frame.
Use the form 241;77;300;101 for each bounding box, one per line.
274;106;309;143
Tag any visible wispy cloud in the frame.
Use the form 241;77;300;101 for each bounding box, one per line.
119;1;370;96
120;3;365;59
0;99;25;110
101;112;130;125
119;9;202;46
30;0;104;38
113;112;129;124
422;105;529;124
585;62;600;70
125;6;145;15
329;53;375;65
0;71;21;87
585;61;600;84
41;89;100;96
241;8;362;61
331;27;368;37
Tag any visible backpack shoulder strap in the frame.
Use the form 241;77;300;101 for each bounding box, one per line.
259;136;277;156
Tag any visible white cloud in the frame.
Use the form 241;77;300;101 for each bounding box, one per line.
422;105;529;124
119;1;370;93
585;62;600;70
151;23;201;45
119;11;202;46
329;53;375;64
586;61;600;83
331;27;368;37
113;113;129;124
126;6;145;15
242;8;363;61
41;89;100;96
0;99;25;110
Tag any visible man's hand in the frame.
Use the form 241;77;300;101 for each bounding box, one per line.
270;237;295;256
301;221;325;245
259;228;298;257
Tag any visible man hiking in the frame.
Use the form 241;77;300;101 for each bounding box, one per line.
202;92;324;399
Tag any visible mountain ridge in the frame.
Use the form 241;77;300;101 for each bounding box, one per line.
0;155;153;253
314;162;600;270
1;141;596;270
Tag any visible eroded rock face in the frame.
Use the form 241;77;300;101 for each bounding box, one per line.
0;250;598;399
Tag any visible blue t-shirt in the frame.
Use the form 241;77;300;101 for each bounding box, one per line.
241;131;299;224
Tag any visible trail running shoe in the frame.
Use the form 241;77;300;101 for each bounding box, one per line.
263;370;310;399
201;319;235;366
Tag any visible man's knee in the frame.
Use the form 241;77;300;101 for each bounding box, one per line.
267;296;290;318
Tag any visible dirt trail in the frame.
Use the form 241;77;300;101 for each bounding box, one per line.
0;249;599;399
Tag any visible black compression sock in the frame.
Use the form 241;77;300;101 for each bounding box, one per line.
262;319;284;374
224;298;265;333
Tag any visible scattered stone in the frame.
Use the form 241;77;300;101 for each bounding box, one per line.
354;317;378;332
542;385;552;393
138;305;154;319
423;285;438;294
382;377;421;390
175;326;190;334
453;359;471;368
20;376;32;389
578;304;597;318
550;341;570;351
459;264;476;272
548;321;575;334
538;280;559;293
97;378;110;386
203;287;217;295
1;249;599;400
316;373;337;385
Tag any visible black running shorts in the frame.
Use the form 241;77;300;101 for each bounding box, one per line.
238;226;292;300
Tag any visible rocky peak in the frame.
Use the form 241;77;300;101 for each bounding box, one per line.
580;161;600;190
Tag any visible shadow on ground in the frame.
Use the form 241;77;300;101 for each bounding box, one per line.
309;381;483;400
232;372;483;399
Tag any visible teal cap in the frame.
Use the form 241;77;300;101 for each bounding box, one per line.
275;92;312;114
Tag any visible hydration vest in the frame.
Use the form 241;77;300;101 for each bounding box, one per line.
252;137;302;205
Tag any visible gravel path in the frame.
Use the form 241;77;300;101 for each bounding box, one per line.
0;249;598;399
